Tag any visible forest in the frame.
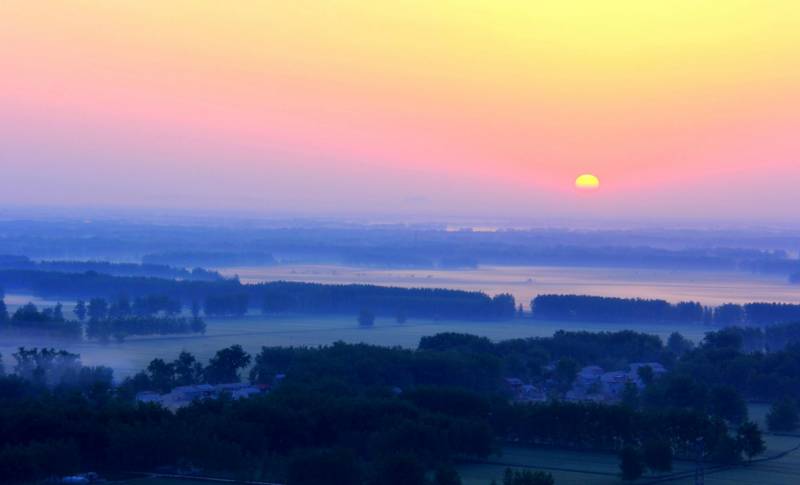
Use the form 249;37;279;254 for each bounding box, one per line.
0;270;518;319
531;294;800;326
2;324;787;484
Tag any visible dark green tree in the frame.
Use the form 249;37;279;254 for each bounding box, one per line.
621;382;639;409
173;351;204;386
87;298;108;322
619;446;644;481
737;421;765;461
0;299;8;323
205;345;251;383
502;468;554;485
767;399;799;432
74;300;87;321
147;358;175;393
667;332;694;356
368;453;426;485
433;465;462;485
642;440;672;473
286;448;360;485
709;386;747;425
637;365;654;386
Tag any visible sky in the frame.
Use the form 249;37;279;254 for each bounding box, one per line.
1;1;799;222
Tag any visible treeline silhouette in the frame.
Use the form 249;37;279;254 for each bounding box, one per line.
0;270;517;319
0;297;205;341
0;254;222;280
0;333;771;485
532;294;800;326
0;302;82;338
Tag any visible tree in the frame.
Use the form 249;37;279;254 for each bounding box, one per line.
287;448;360;485
359;309;375;328
642;440;672;473
767;399;799;432
711;434;742;465
433;465;462;485
621;382;639;409
74;300;87;321
666;332;693;355
0;299;8;323
555;357;578;391
53;303;65;322
709;386;747;425
637;365;654;386
737;421;765;461
88;298;108;322
147;358;175;393
619;446;644;481
173;351;204;386
368;453;426;485
205;345;252;384
109;296;132;318
502;468;554;485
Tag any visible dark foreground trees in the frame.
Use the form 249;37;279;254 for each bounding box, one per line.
767;399;799;432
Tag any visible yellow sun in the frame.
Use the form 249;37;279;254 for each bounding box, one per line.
575;174;600;190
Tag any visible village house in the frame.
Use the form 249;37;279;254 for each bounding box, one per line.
136;382;266;410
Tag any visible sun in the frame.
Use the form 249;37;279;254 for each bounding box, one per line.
575;174;600;190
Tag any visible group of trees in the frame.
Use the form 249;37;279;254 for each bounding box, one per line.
0;270;518;320
74;295;184;321
0;347;112;392
418;330;667;384
120;346;252;395
494;400;763;471
659;327;800;403
531;294;800;327
0;301;82;338
5;322;794;484
0;296;206;342
0;255;222;281
0;357;492;485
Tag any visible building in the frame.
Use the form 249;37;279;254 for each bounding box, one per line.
136;382;266;410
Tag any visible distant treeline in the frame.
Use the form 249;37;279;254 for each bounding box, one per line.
141;244;800;273
0;270;517;319
0;254;222;280
0;298;205;341
720;321;800;353
531;294;800;326
0;301;81;339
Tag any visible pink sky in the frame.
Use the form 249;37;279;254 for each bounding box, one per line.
2;2;799;222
